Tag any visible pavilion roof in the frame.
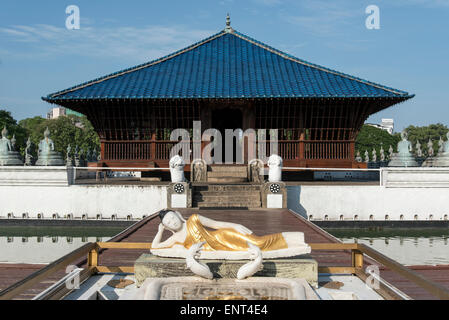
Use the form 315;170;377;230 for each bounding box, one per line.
43;25;414;102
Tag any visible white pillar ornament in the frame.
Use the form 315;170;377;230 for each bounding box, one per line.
169;155;186;183
267;154;283;182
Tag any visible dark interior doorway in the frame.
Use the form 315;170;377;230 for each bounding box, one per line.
211;108;243;163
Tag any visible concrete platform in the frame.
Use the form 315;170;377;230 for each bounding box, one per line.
134;253;318;288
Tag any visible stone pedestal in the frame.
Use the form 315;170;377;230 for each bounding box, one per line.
0;152;23;166
167;182;192;208
134;253;318;288
261;182;287;209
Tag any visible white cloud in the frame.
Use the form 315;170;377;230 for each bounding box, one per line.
0;24;214;62
252;0;282;5
391;0;449;7
282;1;360;36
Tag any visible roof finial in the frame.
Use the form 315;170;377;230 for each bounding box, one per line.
225;13;232;32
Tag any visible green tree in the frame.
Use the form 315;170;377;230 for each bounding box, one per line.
355;125;400;160
403;123;448;156
19;114;100;159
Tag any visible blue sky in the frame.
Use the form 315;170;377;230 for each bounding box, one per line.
0;0;448;132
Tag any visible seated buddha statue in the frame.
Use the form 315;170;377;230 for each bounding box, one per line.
151;210;311;260
35;128;64;166
388;131;418;167
0;127;13;153
0;127;23;166
433;132;449;167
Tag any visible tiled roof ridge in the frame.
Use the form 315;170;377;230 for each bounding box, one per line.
231;30;409;96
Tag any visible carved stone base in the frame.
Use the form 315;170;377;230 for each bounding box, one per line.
134;254;318;288
121;277;319;300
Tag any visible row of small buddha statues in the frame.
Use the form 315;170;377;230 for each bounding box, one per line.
355;131;449;167
0;127;99;167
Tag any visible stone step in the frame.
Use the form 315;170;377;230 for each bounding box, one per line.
194;184;261;192
193;194;261;202
207;171;247;178
208;165;247;173
197;201;261;208
207;177;248;183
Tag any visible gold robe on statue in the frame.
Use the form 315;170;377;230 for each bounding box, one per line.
183;214;288;251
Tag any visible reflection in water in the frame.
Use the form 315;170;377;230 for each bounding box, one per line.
326;228;449;266
0;226;124;264
334;236;449;266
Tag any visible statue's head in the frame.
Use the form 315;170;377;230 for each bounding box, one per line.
401;131;408;140
267;154;283;168
2;127;7;138
44;127;50;138
159;210;185;232
169;155;185;169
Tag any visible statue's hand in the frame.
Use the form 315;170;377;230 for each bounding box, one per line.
232;223;253;235
189;241;205;259
158;223;165;233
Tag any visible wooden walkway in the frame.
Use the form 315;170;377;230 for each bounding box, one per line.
1;209;449;300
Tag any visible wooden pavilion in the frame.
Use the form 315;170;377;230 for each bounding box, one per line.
43;17;413;169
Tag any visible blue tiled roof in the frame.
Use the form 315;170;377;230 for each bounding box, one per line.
44;28;413;100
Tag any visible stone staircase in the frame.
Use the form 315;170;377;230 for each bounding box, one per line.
193;184;262;208
207;165;248;183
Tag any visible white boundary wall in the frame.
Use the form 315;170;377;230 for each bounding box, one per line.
0;167;167;219
0;184;167;220
288;185;449;221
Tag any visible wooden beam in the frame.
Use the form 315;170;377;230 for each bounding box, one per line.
318;266;355;274
358;244;449;300
97;242;151;250
95;266;135;274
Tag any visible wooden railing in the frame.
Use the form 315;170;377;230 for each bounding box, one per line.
102;141;194;161
304;140;351;160
2;241;449;300
102;140;354;162
0;243;96;300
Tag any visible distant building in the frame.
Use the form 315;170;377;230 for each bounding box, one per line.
47;107;83;120
367;118;394;135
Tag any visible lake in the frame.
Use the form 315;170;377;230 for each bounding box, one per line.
325;228;449;266
0;226;125;264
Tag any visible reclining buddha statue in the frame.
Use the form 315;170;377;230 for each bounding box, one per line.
151;210;311;260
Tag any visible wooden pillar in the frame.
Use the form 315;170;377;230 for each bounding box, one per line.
100;141;106;161
151;132;156;160
349;140;355;160
299;132;305;161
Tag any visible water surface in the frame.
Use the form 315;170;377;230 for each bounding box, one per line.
325;228;449;266
0;226;124;264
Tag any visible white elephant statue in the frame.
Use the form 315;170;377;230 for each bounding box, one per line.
267;154;283;182
169;155;186;183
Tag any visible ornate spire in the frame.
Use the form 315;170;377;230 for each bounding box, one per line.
225;13;232;32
